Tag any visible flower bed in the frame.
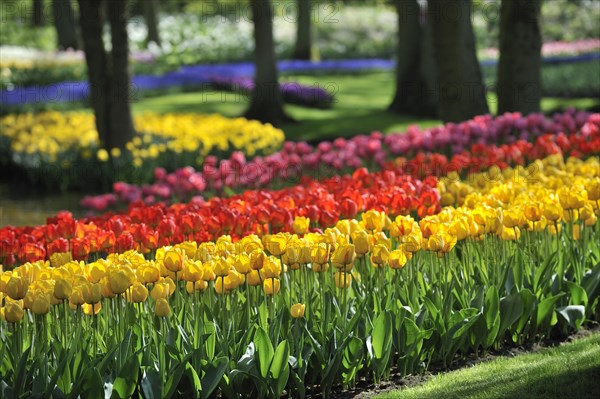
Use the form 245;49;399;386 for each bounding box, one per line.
0;111;285;190
0;168;439;266
1;154;599;398
210;76;335;109
81;110;598;210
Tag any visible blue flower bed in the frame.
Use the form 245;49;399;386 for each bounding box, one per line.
210;76;335;109
2;54;598;107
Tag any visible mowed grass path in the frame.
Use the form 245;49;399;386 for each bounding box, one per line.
376;332;600;399
132;71;600;142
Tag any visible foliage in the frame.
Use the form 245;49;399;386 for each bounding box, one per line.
481;60;600;98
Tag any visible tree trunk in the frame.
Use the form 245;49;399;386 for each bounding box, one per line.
78;0;109;146
429;0;488;122
245;0;293;126
142;0;161;46
53;0;79;50
106;0;135;150
78;0;135;151
497;0;542;115
291;0;312;60
32;0;44;26
388;0;437;117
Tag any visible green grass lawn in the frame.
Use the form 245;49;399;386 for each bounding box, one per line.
376;332;600;399
132;71;600;142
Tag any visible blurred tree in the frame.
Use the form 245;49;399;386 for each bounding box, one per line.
53;0;79;50
291;0;313;60
78;0;135;150
32;0;44;26
428;0;489;122
497;0;542;114
388;0;437;117
245;0;293;126
142;0;161;46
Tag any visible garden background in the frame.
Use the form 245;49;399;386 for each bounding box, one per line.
0;0;599;398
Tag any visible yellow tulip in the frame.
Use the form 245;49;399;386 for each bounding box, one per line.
261;256;282;279
163;249;184;273
263;278;281;296
31;291;51;315
81;282;102;304
558;187;587;210
310;243;329;265
388;249;408;270
150;283;170;301
128;282;149;303
524;203;542;222
5;275;28;300
139;264;161;284
4;300;24;323
54;278;72;301
185;280;208;294
213;257;230;277
352;230;372;256
265;233;288;256
585;178;600;201
370;244;390;266
293;216;310;235
290;303;305;318
183;260;204;282
543;201;562;222
109;269;131;295
334;272;352;289
49;252;73;268
83;302;102;316
247;270;262;286
154;298;171;317
363;210;385;232
229;253;249;275
501;227;521;241
69;287;85;307
331;243;356;268
503;209;523;228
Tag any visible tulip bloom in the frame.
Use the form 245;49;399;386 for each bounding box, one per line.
4;300;24;323
154;298;171;317
290;303;305;318
82;282;102;304
263;278;281;295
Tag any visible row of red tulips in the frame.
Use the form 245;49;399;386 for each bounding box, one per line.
1;169;439;266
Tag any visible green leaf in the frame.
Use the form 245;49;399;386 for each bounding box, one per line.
566;282;588;307
515;289;537;334
499;291;524;336
342;337;364;385
557;305;586;329
269;341;290;398
81;368;104;399
111;355;140;399
164;361;187;399
484;285;500;347
141;369;162;399
371;311;393;361
200;357;228;399
184;363;202;398
13;347;32;398
254;328;274;379
536;293;566;329
581;262;600;299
